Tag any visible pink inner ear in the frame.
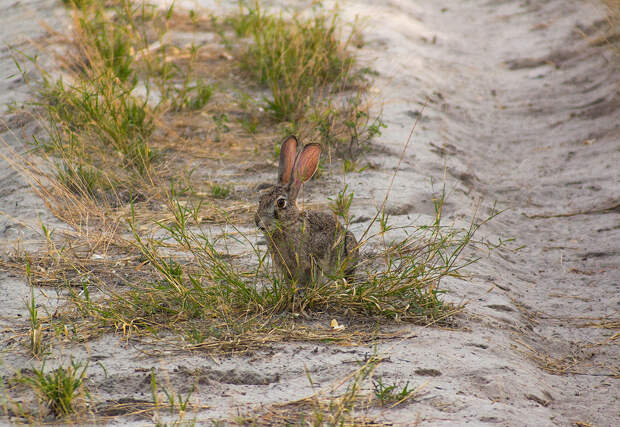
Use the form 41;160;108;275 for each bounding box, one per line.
295;144;321;182
278;135;298;185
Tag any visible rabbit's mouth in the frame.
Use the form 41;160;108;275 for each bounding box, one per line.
254;214;268;232
256;220;277;234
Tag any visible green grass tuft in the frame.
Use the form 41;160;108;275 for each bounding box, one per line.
373;377;415;406
77;3;137;85
222;2;360;121
210;183;231;199
38;73;155;170
19;360;89;417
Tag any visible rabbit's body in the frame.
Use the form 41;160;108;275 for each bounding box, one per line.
255;136;358;285
261;207;358;284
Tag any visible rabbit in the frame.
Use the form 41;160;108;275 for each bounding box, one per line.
255;135;359;285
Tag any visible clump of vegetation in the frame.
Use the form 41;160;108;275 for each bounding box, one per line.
25;1;159;204
54;161;107;200
224;2;356;121
75;2;138;85
218;2;383;156
307;354;380;425
19;360;89;417
15;0;380;219
373;377;415;406
37;73;155;174
58;186;489;349
210;183;231;199
172;77;214;111
25;0;220;205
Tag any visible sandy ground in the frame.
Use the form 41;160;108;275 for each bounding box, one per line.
1;0;619;425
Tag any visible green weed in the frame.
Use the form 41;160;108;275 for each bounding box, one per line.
301;94;384;158
239;116;259;134
210;183;231;199
164;384;194;414
181;78;214;111
329;185;354;224
379;209;391;233
26;265;43;357
19;360;89;417
212;113;230;141
342;159;356;173
373;378;415;406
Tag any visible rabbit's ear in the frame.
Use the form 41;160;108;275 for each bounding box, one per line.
289;143;321;200
278;135;298;185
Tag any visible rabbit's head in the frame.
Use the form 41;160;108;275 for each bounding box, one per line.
255;135;321;234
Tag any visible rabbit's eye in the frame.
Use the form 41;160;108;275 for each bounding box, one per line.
276;197;287;209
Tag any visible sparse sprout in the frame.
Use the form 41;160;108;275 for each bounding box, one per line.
239;116;259;134
368;117;387;138
379;209;391;233
150;371;194;415
343;159;368;173
210;183;231;199
187;327;205;344
212;113;230;141
172;78;214;111
26;287;43;357
343;159;355;173
373;378;415;406
329;185;354;224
